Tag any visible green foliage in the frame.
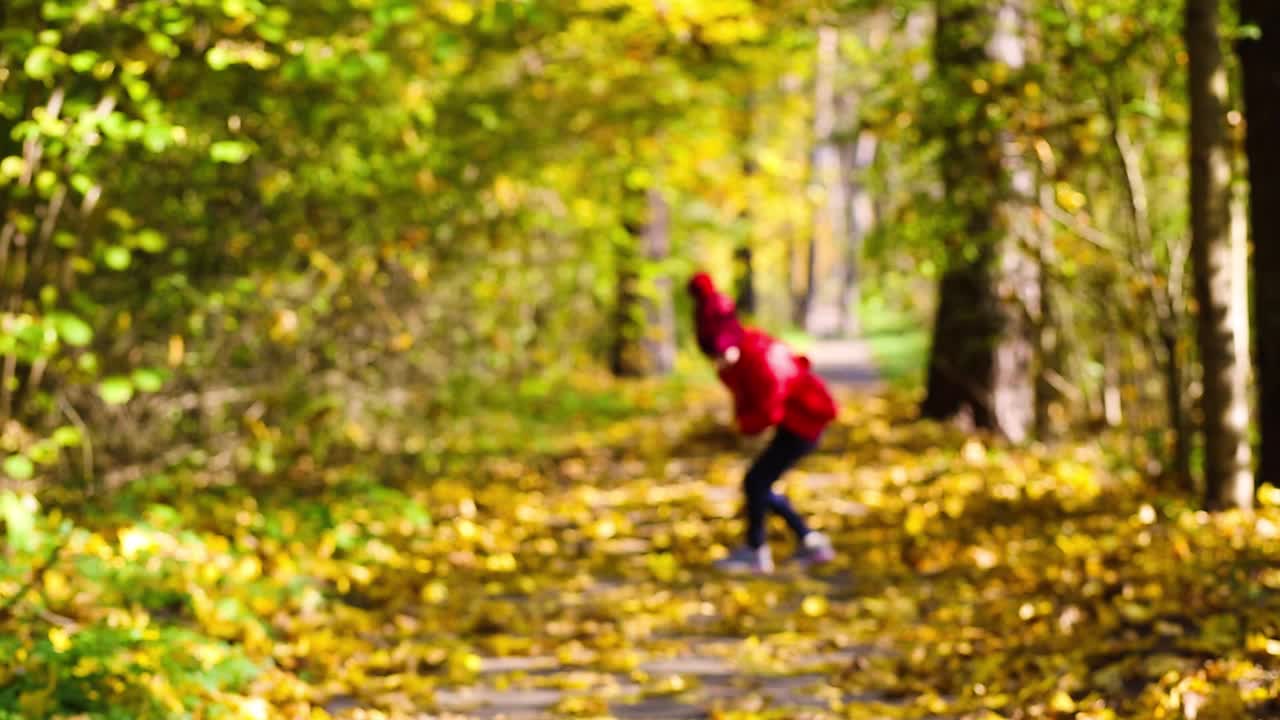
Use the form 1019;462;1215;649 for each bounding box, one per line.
1;0;828;492
858;293;929;388
0;0;1266;715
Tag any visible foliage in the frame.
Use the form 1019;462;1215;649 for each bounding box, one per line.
858;294;929;388
0;0;815;489
0;0;1275;716
6;386;1280;718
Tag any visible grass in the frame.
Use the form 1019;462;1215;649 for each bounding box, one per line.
857;295;930;388
777;328;816;353
435;360;719;458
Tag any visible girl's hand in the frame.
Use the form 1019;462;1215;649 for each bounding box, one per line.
716;345;741;370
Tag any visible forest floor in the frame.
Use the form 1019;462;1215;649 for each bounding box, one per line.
10;338;1280;719
420;339;890;719
397;338;1280;719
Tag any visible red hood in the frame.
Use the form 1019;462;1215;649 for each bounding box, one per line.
689;272;744;358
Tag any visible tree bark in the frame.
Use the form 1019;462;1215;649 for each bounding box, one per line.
1187;0;1254;509
840;129;878;336
734;245;756;316
922;0;1036;443
805;25;850;338
610;188;675;377
1239;0;1280;486
736;93;758;316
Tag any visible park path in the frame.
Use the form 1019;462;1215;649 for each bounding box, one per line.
806;336;883;391
414;338;912;720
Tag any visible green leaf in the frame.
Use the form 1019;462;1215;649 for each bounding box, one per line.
14;322;47;353
98;376;134;405
148;33;178;57
2;456;34;481
28;441;59;466
1238;24;1263;41
210;141;253;164
365;52;390;76
223;0;254;19
70;173;94;195
134;229;167;253
35;171;57;196
0;156;25;179
131;368;166;393
144;125;170;153
207;46;233;70
0;491;38;553
103;246;132;270
69;51;98;73
123;77;150;102
49;312;93;347
51;426;82;447
24;47;59;80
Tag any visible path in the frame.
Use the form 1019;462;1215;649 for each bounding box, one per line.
408;338;905;720
807;337;883;391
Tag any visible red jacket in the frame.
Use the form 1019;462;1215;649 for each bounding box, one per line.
688;272;837;441
718;329;838;441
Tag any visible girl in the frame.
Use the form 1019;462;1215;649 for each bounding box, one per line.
688;272;838;574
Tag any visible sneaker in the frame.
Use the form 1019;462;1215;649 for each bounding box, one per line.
793;532;836;567
715;545;774;574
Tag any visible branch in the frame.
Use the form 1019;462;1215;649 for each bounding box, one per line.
58;395;94;488
1033;186;1118;253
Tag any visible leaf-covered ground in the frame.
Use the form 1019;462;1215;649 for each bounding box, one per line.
6;378;1280;719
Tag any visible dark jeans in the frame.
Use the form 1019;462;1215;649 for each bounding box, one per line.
744;427;816;548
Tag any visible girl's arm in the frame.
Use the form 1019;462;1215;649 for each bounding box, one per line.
729;343;794;435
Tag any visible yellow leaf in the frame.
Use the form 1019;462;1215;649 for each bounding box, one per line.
904;506;927;536
48;627;72;653
440;0;473;24
421;581;448;604
802;595;829;618
168;334;185;367
238;698;270;720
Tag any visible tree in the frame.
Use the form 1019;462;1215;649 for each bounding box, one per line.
1187;0;1254;508
1239;0;1280;485
736;93;759;316
804;25;850;338
611;187;676;377
921;0;1036;443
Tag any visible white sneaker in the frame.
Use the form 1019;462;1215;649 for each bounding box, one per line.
715;545;774;574
793;532;836;567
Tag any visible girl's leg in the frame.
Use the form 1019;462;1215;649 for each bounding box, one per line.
766;491;811;542
743;428;816;548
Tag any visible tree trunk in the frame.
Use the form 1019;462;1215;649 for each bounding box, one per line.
805;25;849;338
1239;0;1280;485
1187;0;1254;509
610;188;675;377
1034;216;1066;440
1102;337;1125;429
791;230;810;328
922;0;1035;443
734;245;756;316
840;129;878;336
736;93;758;316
